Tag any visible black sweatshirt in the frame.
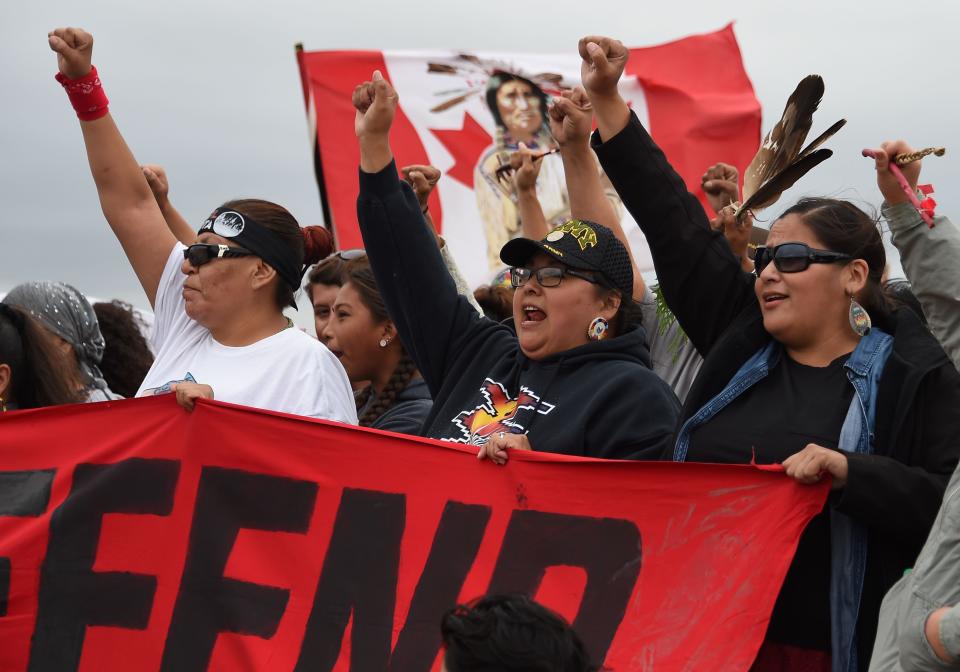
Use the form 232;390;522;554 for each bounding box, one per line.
592;112;960;666
357;162;680;459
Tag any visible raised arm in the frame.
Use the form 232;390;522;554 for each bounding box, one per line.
551;86;644;298
354;73;492;395
509;143;550;240
48;28;176;307
868;140;960;372
578;35;755;355
142;164;196;246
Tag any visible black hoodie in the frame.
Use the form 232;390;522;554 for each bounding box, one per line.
357;162;680;459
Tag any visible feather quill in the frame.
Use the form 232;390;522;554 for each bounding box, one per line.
736;75;844;220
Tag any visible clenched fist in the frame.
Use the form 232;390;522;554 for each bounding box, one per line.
352;70;398;140
548;87;593;147
578;36;629;100
48;27;93;80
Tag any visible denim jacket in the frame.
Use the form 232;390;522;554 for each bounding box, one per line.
674;328;895;672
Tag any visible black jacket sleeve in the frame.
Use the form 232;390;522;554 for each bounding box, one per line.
591;112;756;356
836;361;960;549
357;162;488;398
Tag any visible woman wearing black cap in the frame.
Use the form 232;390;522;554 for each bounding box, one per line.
48;27;356;422
351;72;679;460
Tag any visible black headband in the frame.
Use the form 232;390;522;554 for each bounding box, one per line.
198;208;303;306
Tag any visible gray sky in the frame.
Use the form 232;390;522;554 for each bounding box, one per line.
3;0;957;322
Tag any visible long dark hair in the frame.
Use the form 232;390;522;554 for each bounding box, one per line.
0;304;83;409
93;300;154;398
777;198;893;330
485;72;550;133
342;257;418;427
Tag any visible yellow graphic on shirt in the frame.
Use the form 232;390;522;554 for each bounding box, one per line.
450;378;555;445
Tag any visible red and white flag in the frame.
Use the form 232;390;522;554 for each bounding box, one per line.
297;24;760;288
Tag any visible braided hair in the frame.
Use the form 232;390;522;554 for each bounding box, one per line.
358;353;418;427
342;257;419;427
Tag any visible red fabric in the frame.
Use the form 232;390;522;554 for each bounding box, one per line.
297;26;759;252
625;23;761;214
296;50;441;249
0;396;827;671
54;65;109;121
750;640;832;672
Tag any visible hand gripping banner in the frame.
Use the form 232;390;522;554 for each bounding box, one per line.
0;396;826;671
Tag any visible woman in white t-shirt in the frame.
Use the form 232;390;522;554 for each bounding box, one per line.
48;27;357;423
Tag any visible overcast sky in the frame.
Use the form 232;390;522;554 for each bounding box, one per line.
3;0;957;322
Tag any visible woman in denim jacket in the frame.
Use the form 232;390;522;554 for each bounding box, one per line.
575;35;960;672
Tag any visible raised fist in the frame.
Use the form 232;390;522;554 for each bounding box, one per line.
548;87;593;146
141;164;170;208
48;27;93;80
578;36;629;100
510;142;542;193
401;164;441;210
352;70;398;140
701;162;740;215
866;140;922;206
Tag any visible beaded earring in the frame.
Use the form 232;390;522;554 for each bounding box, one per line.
587;317;609;341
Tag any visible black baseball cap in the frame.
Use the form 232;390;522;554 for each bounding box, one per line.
500;219;634;300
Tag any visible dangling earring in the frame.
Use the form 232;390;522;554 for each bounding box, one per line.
379;338;391;348
0;396;6;413
587;317;609;341
848;297;872;336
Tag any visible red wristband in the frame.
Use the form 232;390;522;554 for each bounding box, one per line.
55;65;109;121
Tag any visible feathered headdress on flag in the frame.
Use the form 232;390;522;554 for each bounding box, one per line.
425;54;566;113
736;75;845;221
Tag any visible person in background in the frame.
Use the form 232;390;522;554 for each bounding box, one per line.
4;281;121;402
474;268;515;323
323;255;431;434
305;253;350;344
578;35;960;670
353;70;679;461
92;299;155;398
866;142;960;672
48;27;355;422
441;594;597;672
872;140;960;371
0;304;83;411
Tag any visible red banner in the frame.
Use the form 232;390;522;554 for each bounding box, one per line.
0;396;825;671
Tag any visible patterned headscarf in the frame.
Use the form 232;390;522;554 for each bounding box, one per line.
2;282;111;394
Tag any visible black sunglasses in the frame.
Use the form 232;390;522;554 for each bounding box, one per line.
511;266;599;289
754;242;852;276
183;243;255;267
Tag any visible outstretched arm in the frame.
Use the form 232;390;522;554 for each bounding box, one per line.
354;73;493;395
142;164;196;246
551;86;643;297
48;28;176;307
868;139;960;372
578;34;755;355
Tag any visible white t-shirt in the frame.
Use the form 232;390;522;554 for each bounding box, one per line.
136;245;358;424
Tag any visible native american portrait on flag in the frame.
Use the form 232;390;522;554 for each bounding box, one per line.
296;24;761;288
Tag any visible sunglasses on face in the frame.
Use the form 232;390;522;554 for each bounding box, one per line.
510;265;598;289
754;242;853;276
183;243;255;268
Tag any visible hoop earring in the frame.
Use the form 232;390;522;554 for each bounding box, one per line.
587;317;609;341
849;297;872;336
